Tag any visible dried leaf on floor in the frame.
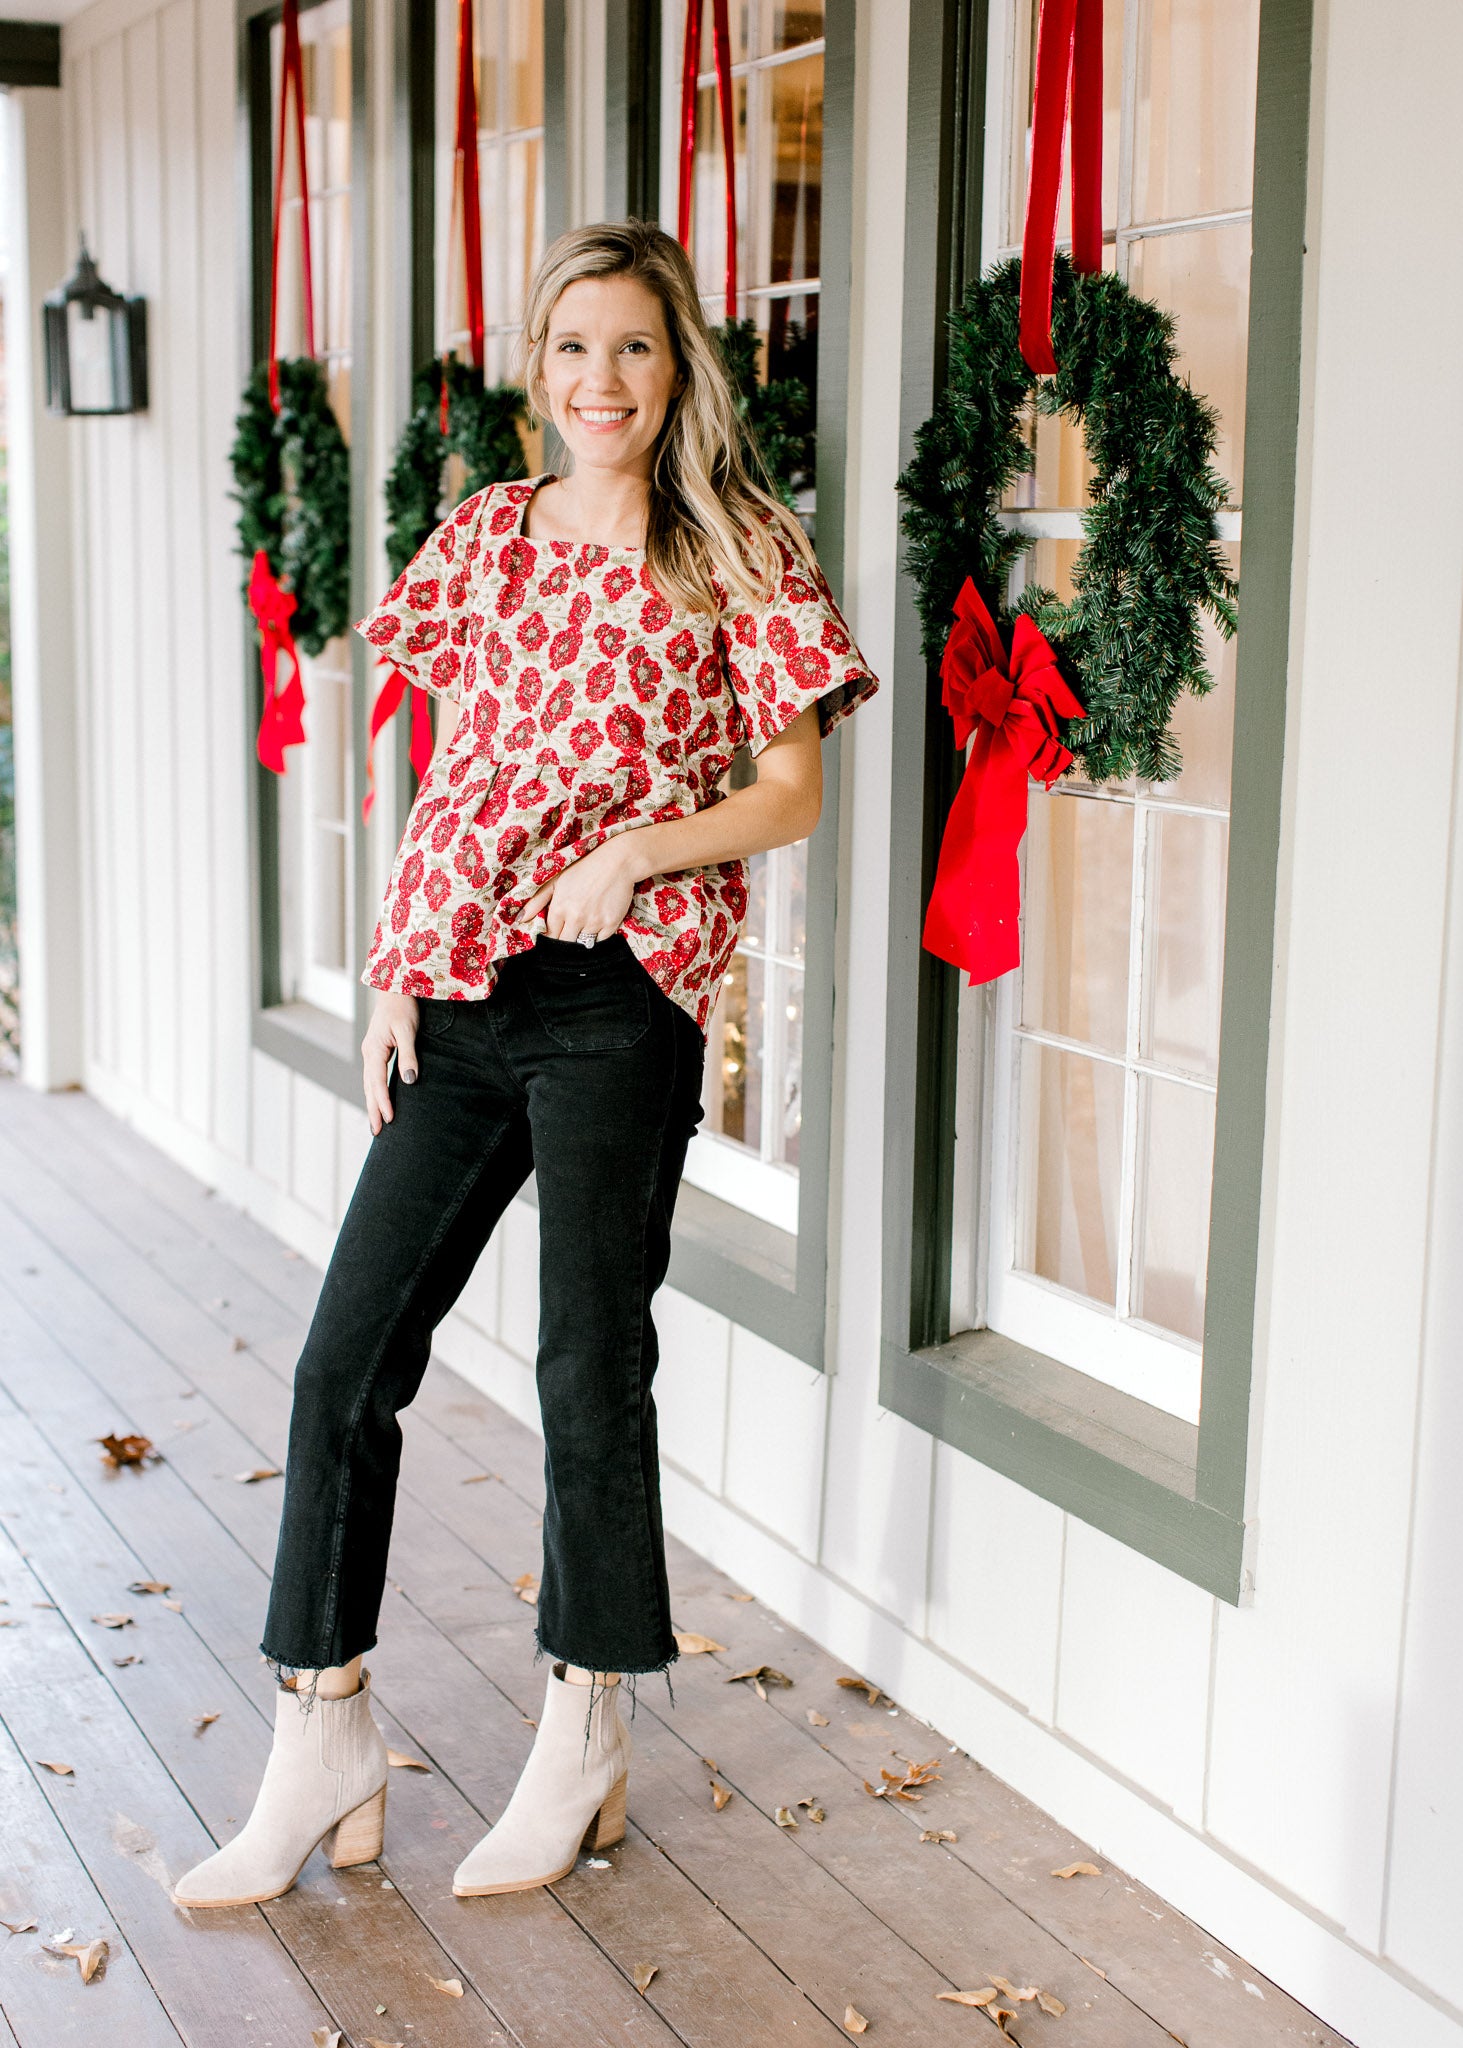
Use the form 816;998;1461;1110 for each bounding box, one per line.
709;1780;732;1811
672;1632;726;1655
311;2028;342;2048
192;1713;219;1735
1079;1956;1108;1979
0;1619;19;1628
919;1829;958;1845
1037;1992;1066;2016
724;1665;791;1701
806;1708;830;1726
937;1989;999;2008
429;1976;464;1996
162;1600;183;1613
795;1798;825;1822
862;1758;941;1803
36;1760;74;1776
92;1613;134;1630
231;1336;248;1353
128;1580;170;1596
1;1918;38;1935
633;1963;659;1995
47;1937;108;1982
97;1434;159;1469
234;1468;282;1484
112;1654;141;1668
387;1749;431;1772
774;1806;798;1830
512;1573;539;1605
700;1755;719;1771
988;1978;1041;2002
1052;1860;1100;1879
843;2005;868;2034
837;1675;882;1707
461;1472;497;1485
727;1591;754;1602
993;2007;1019;2035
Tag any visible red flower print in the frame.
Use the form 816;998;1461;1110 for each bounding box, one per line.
755;659;779;702
548;624;583;670
369;948;402;987
483;630;512;681
406;617;448;656
366;613;400;647
689;709;718;751
386;570;408;602
655;738;681;769
479;776;514;827
390;895;411;933
402;968;436;1000
781;572;817;604
538;801;566;838
622;757;652;802
496;578;528;621
398;850;425;896
454;491;482;526
696;652;723;699
665;629;697;672
594;622;626;657
574;778;613;814
733;612;757;648
639;592;673;634
405;930;440;963
450;938;487;985
505;716;537;752
517;611;549;652
497;824;529;863
722;871;747;919
654;884;688;922
569;718;604;759
542;679;574;731
710;910;729;955
787;643;831;689
409;795;450;844
671;930;698;970
664;686;692;734
513;775;549;808
431;812;457;853
515;670;543;711
424;868;452;911
499;537;536;581
452;901;485;941
603;565;635;601
606;704;646;754
768;615;797;657
490;502;519;535
406;577;441;610
541;561;571;597
504;928;535;955
576;544;607;578
435;528;457;563
822;617;851;655
585;661;617;703
629;655;662;704
471;693;500;744
431;646;462;690
454;833;490;889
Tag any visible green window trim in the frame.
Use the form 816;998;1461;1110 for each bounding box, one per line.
589;0;859;1372
878;0;1313;1602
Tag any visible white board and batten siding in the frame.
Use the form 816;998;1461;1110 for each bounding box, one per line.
42;0;1463;2042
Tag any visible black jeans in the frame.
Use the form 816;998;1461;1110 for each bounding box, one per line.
260;933;706;1683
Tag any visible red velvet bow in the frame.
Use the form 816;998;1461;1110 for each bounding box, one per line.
362;659;434;825
249;549;307;774
921;577;1085;984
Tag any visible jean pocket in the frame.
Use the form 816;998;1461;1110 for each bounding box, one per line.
416;996;459;1039
525;940;651;1052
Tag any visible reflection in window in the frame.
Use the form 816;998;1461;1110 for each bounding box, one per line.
271;0;355;1021
677;0;824;1233
962;0;1259;1423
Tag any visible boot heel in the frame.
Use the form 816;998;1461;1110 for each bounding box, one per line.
584;1770;627;1852
327;1782;387;1868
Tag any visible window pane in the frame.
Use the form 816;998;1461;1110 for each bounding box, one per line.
1133;0;1260;224
770;0;823;55
774;964;804;1168
692;74;748;301
1132;1075;1215;1342
1126;223;1251;500
744;850;768;949
1014;1042;1125;1307
1142;808;1228;1080
1021;788;1133;1054
762;53;822;286
785;839;807;962
505;0;542;127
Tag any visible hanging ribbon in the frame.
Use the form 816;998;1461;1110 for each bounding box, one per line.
676;0;738;317
249;549;308;774
1019;0;1103;374
267;0;315;416
440;0;485;433
921;578;1086;984
361;660;434;824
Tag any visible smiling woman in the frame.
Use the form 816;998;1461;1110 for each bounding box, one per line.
174;219;879;1917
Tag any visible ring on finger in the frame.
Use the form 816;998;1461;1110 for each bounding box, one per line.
578;931;597;948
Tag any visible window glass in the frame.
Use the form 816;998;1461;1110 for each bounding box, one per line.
271;0;355;1022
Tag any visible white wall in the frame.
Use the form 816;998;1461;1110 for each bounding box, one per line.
41;0;1463;2043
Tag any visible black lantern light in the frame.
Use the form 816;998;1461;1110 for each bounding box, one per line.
44;236;148;417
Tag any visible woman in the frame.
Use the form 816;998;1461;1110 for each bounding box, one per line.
175;219;878;1911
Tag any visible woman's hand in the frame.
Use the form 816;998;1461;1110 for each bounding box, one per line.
362;991;420;1136
521;835;640;943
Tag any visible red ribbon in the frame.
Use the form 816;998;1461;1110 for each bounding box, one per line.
362;661;434;825
267;0;315;416
441;0;485;433
249;549;308;774
921;578;1086;985
676;0;738;317
1019;0;1103;374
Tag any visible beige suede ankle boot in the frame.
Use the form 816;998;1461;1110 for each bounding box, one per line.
453;1663;631;1896
173;1670;389;1909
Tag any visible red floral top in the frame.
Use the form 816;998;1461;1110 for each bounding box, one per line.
353;475;879;1037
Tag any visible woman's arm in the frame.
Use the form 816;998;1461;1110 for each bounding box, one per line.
522;704;822;938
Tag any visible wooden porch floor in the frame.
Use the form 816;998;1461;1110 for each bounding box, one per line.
0;1079;1349;2048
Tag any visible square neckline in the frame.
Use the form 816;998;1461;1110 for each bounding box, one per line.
517;472;646;558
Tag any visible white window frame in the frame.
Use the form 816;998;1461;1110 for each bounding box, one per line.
949;0;1254;1424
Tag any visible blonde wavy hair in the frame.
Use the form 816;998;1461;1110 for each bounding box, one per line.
514;219;817;615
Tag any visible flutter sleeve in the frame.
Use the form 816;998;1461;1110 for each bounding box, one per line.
352;484;495;699
720;519;880;757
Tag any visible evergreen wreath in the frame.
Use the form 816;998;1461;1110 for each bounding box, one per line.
383;359;528;579
897;253;1238;784
713;317;816;509
229;358;351;657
